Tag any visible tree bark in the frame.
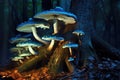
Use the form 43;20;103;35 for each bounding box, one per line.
70;0;98;66
59;0;71;11
32;0;37;15
48;41;72;74
22;0;28;21
0;0;5;66
0;0;10;66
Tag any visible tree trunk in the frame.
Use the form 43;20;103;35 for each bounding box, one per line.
32;0;37;15
22;0;28;21
70;0;98;66
0;0;10;66
59;0;71;11
0;0;5;66
42;0;52;10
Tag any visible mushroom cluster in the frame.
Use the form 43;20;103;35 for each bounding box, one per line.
10;7;85;73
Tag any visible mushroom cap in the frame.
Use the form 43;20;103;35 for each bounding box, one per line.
11;56;24;61
62;42;78;48
68;57;74;61
72;30;85;36
16;40;43;47
34;7;77;24
16;18;50;33
42;35;64;41
10;47;24;52
19;53;32;57
10;37;31;44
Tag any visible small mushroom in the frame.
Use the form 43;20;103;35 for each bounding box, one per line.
16;40;42;55
10;34;31;44
16;18;50;44
10;47;24;54
19;53;32;59
34;7;77;34
72;29;85;45
68;57;74;62
62;42;78;56
11;56;24;64
42;35;64;51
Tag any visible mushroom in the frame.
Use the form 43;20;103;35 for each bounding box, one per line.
34;7;77;34
19;53;32;59
72;29;85;45
11;56;24;64
16;18;50;45
10;47;24;54
9;34;31;44
42;35;64;51
62;42;78;56
68;57;74;62
16;40;42;55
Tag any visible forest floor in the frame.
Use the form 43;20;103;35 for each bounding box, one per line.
0;57;120;80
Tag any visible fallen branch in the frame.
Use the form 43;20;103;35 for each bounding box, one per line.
18;45;51;72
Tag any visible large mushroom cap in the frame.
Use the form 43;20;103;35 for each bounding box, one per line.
16;18;50;33
42;35;64;41
34;7;77;24
62;42;78;48
16;40;43;47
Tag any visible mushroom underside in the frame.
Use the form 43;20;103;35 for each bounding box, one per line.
31;27;48;45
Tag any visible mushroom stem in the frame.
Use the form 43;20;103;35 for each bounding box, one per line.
19;60;23;64
18;49;21;54
69;48;72;56
31;27;48;44
53;20;58;34
47;40;55;51
26;56;30;59
65;56;74;72
28;46;36;55
78;39;82;45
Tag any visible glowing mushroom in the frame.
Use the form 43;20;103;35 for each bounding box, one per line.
16;18;50;44
68;57;74;62
9;34;31;44
19;53;32;59
34;7;77;34
10;37;31;44
16;40;42;55
42;35;64;51
72;29;85;45
62;42;78;56
11;56;24;64
10;47;24;54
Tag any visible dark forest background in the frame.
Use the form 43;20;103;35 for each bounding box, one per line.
0;0;120;66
